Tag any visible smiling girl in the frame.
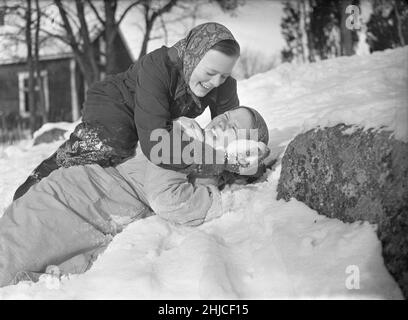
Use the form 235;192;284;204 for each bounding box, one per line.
0;107;270;287
14;22;251;200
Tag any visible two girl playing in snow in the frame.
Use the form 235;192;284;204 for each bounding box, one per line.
0;23;270;287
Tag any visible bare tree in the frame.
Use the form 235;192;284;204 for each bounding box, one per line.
5;0;242;89
50;0;181;85
0;3;25;58
138;0;177;58
86;0;143;74
2;0;49;129
53;0;100;85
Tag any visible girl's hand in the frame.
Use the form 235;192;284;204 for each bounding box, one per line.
174;117;204;142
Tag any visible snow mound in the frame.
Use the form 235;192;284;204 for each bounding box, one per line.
33;120;81;141
0;168;402;299
239;46;408;142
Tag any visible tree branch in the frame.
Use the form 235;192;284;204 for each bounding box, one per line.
54;0;80;53
40;28;71;45
39;10;66;29
151;0;178;21
0;4;22;14
117;0;143;26
159;14;168;45
75;0;94;48
85;0;105;25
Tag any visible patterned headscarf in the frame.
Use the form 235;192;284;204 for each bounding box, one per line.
172;22;237;86
233;106;269;145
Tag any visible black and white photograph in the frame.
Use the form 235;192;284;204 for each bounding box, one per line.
0;0;407;303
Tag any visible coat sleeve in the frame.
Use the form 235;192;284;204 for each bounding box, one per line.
143;159;225;227
132;55;173;163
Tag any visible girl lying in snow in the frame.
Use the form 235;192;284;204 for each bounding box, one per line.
13;22;257;201
0;106;270;288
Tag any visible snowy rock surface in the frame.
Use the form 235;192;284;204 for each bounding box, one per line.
277;124;408;298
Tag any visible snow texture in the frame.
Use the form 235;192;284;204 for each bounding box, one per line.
0;47;407;299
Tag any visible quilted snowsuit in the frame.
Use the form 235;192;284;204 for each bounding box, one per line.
0;151;228;288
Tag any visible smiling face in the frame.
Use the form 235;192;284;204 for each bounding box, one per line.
188;49;239;97
204;108;254;149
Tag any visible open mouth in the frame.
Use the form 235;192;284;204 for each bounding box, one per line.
200;82;212;90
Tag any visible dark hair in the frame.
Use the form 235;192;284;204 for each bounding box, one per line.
211;39;240;57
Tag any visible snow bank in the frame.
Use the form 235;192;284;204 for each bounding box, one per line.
0;121;79;212
238;46;408;142
0;167;402;299
32;120;80;141
0;48;406;299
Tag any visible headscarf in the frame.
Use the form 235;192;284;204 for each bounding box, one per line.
170;23;237;113
172;22;237;85
232;106;269;146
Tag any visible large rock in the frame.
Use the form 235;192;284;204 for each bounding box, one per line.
33;128;67;146
277;124;408;298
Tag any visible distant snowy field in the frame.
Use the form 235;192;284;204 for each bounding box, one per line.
0;47;406;299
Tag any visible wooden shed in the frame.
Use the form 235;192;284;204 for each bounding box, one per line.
0;30;134;133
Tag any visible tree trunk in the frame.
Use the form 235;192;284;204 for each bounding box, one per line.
80;58;100;85
394;0;406;46
104;0;119;75
55;0;100;87
298;0;306;63
303;0;315;62
75;0;100;83
26;0;37;134
340;0;354;56
34;0;47;124
139;22;153;58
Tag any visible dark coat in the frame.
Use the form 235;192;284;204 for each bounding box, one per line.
13;46;240;200
82;46;239;168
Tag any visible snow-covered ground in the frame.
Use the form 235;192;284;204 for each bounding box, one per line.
0;47;407;299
